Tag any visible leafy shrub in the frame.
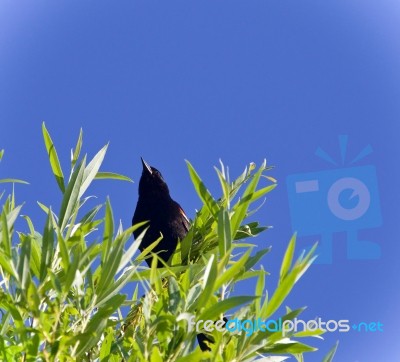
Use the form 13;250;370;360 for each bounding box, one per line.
0;124;337;361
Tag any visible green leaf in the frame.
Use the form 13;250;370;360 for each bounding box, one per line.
71;128;83;168
0;179;29;184
135;229;164;263
218;208;232;258
214;249;252;290
2;204;23;238
231;160;266;238
29;234;41;279
262;340;317;353
177;350;206;362
22;215;35;235
263;270;297;319
102;198;114;264
294;328;325;338
26;281;40;313
74;294;125;356
228;163;251;201
250;184;277;204
0;252;15;276
117;236;141;274
199;295;258;321
0;300;24;328
1;211;11;257
58;157;86;231
186;161;219;219
37;201;50;215
17;235;31;292
40;211;55;282
79;204;102;225
214;164;230;208
64;249;81;295
96;266;137;308
48;269;62;294
235;221;269;240
150;254;162;294
95;172;133;183
99;327;114;360
96;227;135;302
293;243;318;283
26;332;40;361
168;276;181;314
57;227;70;272
42;122;65;193
196;254;217;309
255;267;265;313
150;346;163;362
244;248;271;271
322;341;339;362
280;233;296;282
79;143;108;197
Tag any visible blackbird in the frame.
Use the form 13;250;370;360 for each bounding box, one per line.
132;158;190;266
132;158;215;351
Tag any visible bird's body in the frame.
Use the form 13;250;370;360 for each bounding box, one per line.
132;158;215;351
132;159;190;266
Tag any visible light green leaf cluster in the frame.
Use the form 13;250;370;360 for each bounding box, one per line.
0;125;338;361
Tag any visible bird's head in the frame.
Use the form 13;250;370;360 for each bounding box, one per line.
138;158;170;198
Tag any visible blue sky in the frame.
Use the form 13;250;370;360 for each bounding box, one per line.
1;1;400;361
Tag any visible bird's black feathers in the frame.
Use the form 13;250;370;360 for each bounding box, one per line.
132;158;190;266
132;159;215;351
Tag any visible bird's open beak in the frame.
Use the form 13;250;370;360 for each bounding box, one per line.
141;157;153;175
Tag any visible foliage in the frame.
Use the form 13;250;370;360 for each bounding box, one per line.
0;124;337;361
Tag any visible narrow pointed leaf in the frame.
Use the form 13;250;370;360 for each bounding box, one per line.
79;144;108;197
199;295;258;321
214;249;252;290
102;198;114;263
72;128;83;167
322;341;339;362
17;235;31;292
280;234;296;282
231;160;266;237
59;157;86;231
218;208;231;257
95;172;133;182
42;122;65;192
1;211;11;256
40;211;55;282
0;179;29;184
186;161;219;219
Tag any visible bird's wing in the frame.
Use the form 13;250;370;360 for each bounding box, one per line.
179;206;191;233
